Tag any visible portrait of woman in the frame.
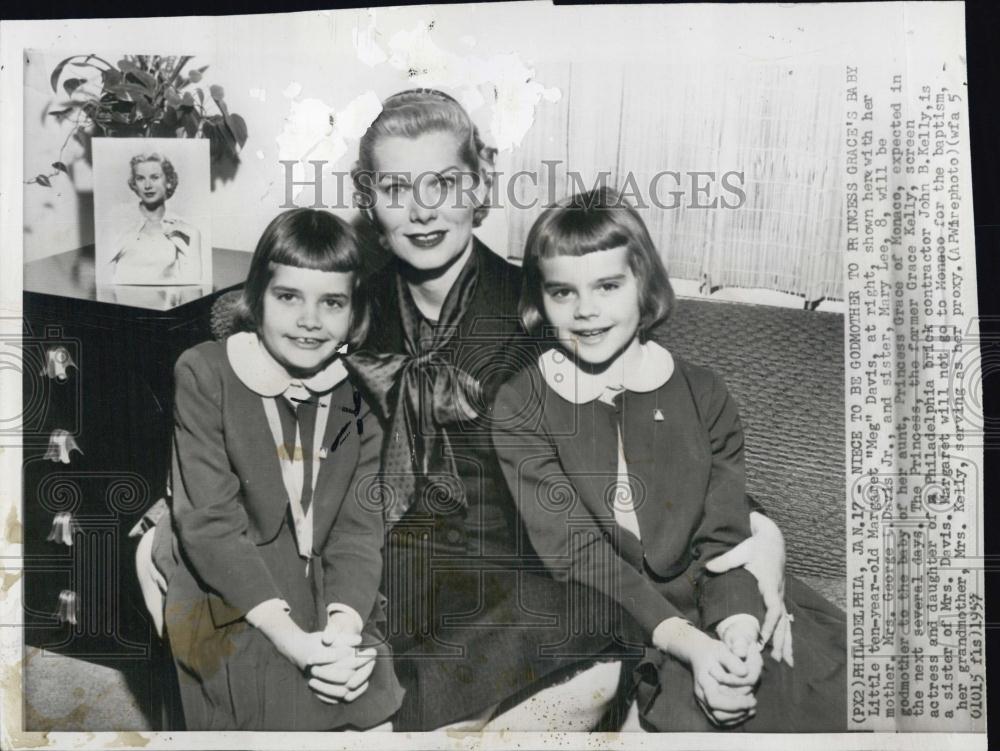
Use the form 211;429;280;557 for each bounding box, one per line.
93;137;212;286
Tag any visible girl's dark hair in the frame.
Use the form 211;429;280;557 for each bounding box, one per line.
233;208;369;347
519;187;675;341
351;88;497;229
128;153;178;199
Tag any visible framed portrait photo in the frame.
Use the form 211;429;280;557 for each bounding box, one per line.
93;137;212;286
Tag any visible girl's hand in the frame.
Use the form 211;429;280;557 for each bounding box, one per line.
717;616;763;686
308;647;377;704
651;619;757;726
704;510;791;661
322;610;363;646
689;639;758;727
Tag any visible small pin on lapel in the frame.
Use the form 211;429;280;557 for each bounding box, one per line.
319;447;328;459
653;409;665;422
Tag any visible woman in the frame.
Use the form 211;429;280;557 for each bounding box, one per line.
110;153;203;284
341;88;793;731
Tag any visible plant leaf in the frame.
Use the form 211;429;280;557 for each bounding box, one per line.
50;55;83;92
106;82;152;101
228;113;249;148
209;84;225;101
62;78;86;96
51;54;112;92
102;68;123;87
36;174;52;187
52;162;68;173
188;70;202;83
47;107;73;118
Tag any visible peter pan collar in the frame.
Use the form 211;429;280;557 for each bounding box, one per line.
226;331;348;397
539;340;675;405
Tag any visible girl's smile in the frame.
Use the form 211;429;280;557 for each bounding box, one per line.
259;263;353;376
539;246;642;367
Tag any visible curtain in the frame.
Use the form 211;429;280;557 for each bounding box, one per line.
505;62;844;302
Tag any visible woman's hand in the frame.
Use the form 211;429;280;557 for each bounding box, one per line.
704;510;793;665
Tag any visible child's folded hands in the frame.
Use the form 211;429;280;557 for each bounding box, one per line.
716;613;764;685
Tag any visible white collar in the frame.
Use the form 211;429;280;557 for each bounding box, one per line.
132;207;186;231
538;340;675;405
226;331;348;397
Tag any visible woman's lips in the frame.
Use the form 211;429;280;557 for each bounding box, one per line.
405;230;447;248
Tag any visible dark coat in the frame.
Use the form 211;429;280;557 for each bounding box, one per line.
161;340;403;730
492;354;765;638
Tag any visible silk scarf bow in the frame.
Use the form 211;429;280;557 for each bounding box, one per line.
347;252;482;524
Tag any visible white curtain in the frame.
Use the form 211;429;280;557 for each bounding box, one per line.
504;62;844;302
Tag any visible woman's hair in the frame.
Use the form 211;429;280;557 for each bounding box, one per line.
128;153;179;199
519;187;675;340
233;208;370;347
352;88;497;229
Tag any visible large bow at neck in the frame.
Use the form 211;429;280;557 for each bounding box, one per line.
346;251;482;524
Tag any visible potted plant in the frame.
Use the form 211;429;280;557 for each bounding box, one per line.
30;54;248;187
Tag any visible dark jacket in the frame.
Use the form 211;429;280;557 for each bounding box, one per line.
492;355;766;638
167;340;384;628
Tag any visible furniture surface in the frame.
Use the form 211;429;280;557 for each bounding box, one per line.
22;246;250;727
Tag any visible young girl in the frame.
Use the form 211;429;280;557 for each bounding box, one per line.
492;188;846;731
156;208;403;730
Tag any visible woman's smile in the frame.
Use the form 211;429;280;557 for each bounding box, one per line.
404;230;448;249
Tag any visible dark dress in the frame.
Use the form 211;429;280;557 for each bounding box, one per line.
159;340;404;730
492;351;847;732
356;241;635;730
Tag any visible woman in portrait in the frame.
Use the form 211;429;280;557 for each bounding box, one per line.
341;88;795;732
110;153;203;284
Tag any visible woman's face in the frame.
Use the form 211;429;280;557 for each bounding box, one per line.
132;161;168;207
370;131;482;274
538;246;642;367
259;263;354;376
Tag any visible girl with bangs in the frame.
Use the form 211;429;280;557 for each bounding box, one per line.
155;208;403;730
492;188;847;731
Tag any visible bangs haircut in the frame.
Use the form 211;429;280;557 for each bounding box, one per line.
352;88;496;228
519;187;675;340
233;208;370;347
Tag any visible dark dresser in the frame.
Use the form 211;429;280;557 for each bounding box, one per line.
22;246;250;726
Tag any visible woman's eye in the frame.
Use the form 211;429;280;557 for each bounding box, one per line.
381;183;409;197
323;299;345;309
277;292;297;303
600;282;621;292
549;289;573;301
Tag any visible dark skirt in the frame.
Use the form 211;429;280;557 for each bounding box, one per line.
164;520;404;731
383;518;642;730
635;575;847;732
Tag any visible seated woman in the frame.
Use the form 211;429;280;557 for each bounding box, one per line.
491;188;847;731
110;153;203;284
340;88;800;731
